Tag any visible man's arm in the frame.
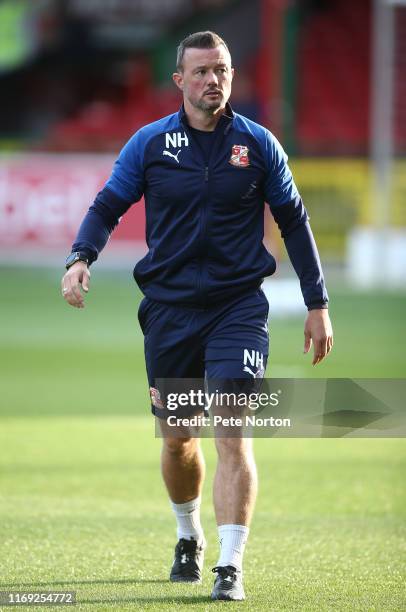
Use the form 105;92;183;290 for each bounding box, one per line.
264;131;333;365
271;198;333;365
61;132;145;308
271;196;327;309
61;187;132;308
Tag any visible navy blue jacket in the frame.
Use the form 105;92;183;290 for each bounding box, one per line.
72;104;328;309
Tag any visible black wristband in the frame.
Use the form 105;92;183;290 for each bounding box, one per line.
65;251;89;270
307;303;329;311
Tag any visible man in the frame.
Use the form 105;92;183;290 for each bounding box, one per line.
61;31;333;601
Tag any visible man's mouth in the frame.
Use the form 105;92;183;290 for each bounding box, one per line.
205;90;221;96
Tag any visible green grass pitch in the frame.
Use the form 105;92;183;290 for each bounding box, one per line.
0;267;405;610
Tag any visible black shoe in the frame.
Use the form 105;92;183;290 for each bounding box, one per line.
169;538;204;583
211;565;245;601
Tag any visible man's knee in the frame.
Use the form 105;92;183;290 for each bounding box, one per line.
215;437;253;462
163;436;199;458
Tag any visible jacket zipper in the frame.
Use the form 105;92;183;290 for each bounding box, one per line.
181;113;230;306
196;165;210;305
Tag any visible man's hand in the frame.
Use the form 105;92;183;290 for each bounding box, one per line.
61;261;90;308
304;309;333;366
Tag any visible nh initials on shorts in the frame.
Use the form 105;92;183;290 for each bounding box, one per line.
243;349;264;369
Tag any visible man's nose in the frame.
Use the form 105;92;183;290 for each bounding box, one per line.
207;70;219;85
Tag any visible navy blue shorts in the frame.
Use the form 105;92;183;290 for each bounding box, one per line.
138;288;269;416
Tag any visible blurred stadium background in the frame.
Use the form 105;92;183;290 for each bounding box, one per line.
1;0;405;285
0;1;405;608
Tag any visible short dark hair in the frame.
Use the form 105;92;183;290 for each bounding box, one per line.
176;31;230;71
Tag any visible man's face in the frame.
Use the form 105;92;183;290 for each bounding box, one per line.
173;45;234;113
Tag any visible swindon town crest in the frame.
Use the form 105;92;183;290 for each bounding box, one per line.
229;144;250;167
150;387;164;409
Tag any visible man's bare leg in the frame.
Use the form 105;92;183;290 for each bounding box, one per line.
213;436;257;526
159;419;205;503
212;436;257;578
158;418;206;583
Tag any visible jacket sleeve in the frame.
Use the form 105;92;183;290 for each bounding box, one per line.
71;131;146;264
263;131;328;310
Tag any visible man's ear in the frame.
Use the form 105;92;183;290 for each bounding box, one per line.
172;72;184;91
